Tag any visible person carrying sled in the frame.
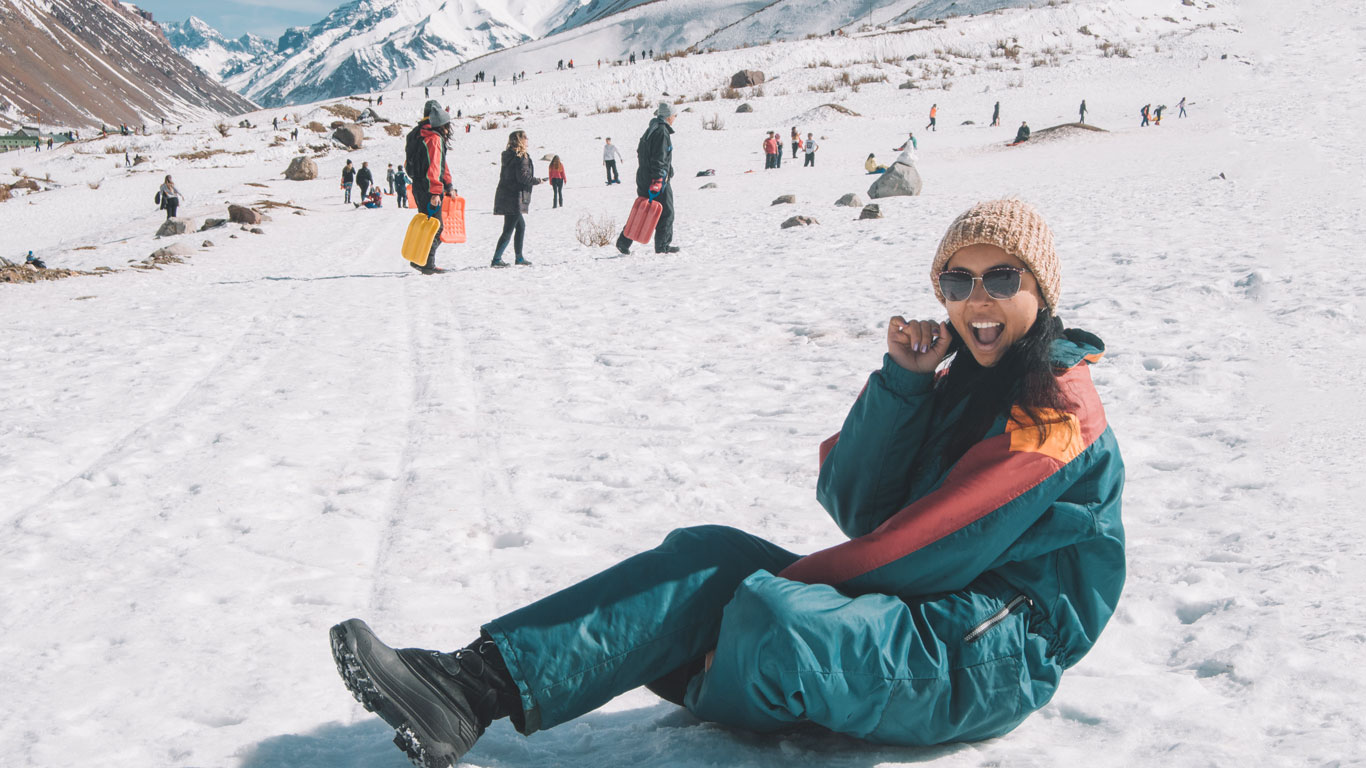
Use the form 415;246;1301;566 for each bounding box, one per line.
157;175;182;219
405;100;455;274
490;130;543;267
341;160;355;204
602;138;623;184
1013;121;1031;144
616;102;680;255
330;197;1127;768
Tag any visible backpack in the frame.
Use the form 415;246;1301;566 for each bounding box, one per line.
154;190;162;206
404;123;428;187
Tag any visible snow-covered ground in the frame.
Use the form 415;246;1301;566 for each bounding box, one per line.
2;0;1364;765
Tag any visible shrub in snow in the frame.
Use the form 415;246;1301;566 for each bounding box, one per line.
575;214;617;247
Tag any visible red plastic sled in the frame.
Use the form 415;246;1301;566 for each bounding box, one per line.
406;184;416;209
623;195;662;244
440;194;466;243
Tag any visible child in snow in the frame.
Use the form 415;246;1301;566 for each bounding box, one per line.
329;198;1126;768
362;188;383;209
394;165;409;208
865;153;887;174
548;156;566;208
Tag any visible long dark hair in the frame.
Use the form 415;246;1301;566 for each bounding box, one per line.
933;311;1075;467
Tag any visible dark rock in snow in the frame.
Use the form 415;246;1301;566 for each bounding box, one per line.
835;193;863;207
229;205;264;225
155;218;189;238
736;103;754;113
332;123;364;149
868;161;922;199
730;70;765;88
700;182;718;189
772;194;796;205
200;218;227;231
781;215;817;229
859;204;883;220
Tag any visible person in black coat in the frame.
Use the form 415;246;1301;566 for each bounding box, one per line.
356;162;373;206
615;102;678;255
341;160;355;203
491;130;543;267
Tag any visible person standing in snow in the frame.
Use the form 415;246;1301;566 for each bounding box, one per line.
894;132;917;152
356;162;374;205
341;160;355;204
790;126;801;160
616;102;679;256
328;198;1127;768
548;155;566;209
926;103;938;132
773;128;782;168
1013;122;1031;144
273;117;279;130
1078;99;1088;124
603;138;623;184
405;100;455;274
490;130;542;267
394;164;408;208
1177;97;1187;118
157;175;182;219
1140;104;1150;127
804;133;818;167
763;132;777;169
991;101;1001;127
386;163;395;194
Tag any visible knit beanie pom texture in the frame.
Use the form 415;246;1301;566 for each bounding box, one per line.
931;199;1061;312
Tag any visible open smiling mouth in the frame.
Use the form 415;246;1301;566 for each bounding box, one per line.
970;321;1004;346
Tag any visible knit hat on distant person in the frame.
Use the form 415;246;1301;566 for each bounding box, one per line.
931;198;1060;312
656;101;675;119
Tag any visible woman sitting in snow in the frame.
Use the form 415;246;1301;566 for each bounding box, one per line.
865;153;887;174
361;187;383;209
329;199;1126;768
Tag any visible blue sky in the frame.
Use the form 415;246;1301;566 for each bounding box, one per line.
139;0;337;40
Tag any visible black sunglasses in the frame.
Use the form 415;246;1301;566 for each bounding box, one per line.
937;266;1026;301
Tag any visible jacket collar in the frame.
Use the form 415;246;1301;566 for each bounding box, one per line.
1051;328;1106;368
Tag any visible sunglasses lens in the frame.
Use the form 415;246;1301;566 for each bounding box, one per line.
982;269;1022;299
938;272;973;301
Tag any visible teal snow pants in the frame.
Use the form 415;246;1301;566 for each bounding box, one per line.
482;525;1063;745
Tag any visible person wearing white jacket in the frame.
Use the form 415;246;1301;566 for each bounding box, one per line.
603;138;623;185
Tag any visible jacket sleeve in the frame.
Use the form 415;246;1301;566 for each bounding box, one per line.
423;132;444;195
644;127;670;181
517;157;539;189
814;355;939;539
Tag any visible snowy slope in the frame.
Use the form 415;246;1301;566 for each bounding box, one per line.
2;0;1365;767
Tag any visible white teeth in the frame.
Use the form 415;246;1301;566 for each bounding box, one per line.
971;322;1002;329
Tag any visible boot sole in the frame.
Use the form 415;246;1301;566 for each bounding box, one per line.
330;621;468;768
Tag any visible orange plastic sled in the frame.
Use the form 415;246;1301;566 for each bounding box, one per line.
440;194;466;243
623;195;662;244
401;213;441;267
406;184;417;209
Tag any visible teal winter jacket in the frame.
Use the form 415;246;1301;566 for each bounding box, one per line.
781;329;1126;669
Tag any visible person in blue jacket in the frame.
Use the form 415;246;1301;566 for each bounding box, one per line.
329;198;1126;768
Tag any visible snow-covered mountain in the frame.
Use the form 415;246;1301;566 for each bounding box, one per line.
163;16;273;82
0;0;257;131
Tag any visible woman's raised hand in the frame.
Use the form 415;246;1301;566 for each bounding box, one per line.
887;317;949;374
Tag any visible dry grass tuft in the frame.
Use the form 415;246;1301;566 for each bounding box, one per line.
322;103;361;120
575;214;617;247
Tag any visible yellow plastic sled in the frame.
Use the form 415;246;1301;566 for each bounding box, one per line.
401;213;441;267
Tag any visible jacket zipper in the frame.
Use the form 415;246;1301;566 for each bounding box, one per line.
963;595;1031;643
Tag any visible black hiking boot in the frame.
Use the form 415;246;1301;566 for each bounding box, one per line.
655;245;680;254
490;257;510;268
615;236;631;256
514;257;532;266
410;262;444;275
330;620;517;768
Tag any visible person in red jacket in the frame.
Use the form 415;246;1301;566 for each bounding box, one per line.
404;100;454;274
548;155;566;208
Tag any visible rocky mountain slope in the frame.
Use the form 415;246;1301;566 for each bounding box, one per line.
0;0;257;131
163;16;273;82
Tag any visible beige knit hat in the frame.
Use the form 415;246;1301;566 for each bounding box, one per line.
930;199;1060;312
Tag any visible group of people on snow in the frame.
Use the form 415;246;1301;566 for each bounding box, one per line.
762;128;819;169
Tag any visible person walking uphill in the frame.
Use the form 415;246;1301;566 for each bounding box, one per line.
405;100;455;274
548;156;566;209
329;197;1126;768
616;102;679;255
490;130;542;267
341;160;355;204
602;138;623;184
927;103;938;131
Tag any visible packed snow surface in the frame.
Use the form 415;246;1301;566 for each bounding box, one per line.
1;0;1363;766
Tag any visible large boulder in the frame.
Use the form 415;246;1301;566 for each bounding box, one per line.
332;123;364;150
155;218;189;238
730;70;766;88
285;156;318;180
835;193;863;207
228;205;264;225
859;204;884;220
736;103;754;113
867;160;923;199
